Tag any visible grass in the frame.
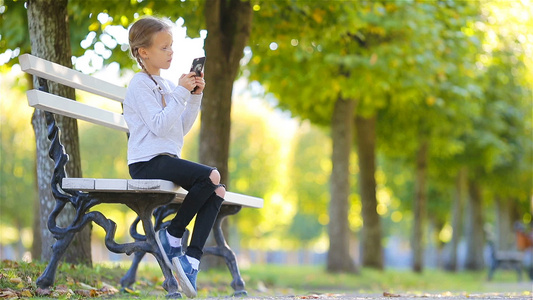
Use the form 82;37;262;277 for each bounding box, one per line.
0;259;531;299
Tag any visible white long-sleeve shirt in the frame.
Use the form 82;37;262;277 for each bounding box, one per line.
123;72;202;165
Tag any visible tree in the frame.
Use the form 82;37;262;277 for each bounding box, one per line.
247;1;361;272
26;0;91;265
375;0;485;272
200;0;253;268
329;99;356;272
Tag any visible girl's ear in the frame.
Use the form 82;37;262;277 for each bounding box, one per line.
138;47;148;60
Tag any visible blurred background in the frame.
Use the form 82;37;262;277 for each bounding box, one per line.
0;0;532;281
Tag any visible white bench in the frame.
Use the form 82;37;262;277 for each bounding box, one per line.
20;54;263;298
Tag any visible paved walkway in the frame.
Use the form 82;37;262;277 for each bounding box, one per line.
199;292;531;300
198;282;533;300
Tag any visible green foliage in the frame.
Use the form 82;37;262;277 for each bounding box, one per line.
67;0;205;72
0;71;35;245
0;0;205;71
228;97;286;248
286;123;330;243
247;0;532;250
452;1;532;202
0;0;29;64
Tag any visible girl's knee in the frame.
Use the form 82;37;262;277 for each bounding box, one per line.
209;169;221;185
215;184;226;198
209;169;225;197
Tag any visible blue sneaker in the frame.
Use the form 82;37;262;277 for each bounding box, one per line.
154;229;182;272
173;255;198;298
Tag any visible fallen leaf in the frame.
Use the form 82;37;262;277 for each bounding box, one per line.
20;290;32;297
101;284;119;294
53;285;73;297
78;282;96;290
123;287;140;295
8;278;22;284
35;287;51;296
383;291;401;297
0;288;18;298
75;290;92;297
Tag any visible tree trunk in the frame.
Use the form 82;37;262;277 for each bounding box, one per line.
464;178;485;270
443;167;466;271
412;139;428;273
27;0;92;265
327;98;357;273
495;197;514;250
201;0;252;269
355;115;383;269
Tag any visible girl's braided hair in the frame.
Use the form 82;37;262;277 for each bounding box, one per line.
129;16;171;105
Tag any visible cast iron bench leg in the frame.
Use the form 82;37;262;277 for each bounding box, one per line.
126;201;181;298
121;203;183;293
120;251;146;290
204;205;247;297
36;231;76;288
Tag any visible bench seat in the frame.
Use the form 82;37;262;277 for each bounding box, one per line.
62;178;264;208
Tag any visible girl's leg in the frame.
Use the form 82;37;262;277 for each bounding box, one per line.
186;187;225;260
129;155;224;243
166;176;219;238
129;155;226;297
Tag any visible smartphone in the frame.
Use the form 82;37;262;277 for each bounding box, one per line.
190;57;205;93
190;57;206;77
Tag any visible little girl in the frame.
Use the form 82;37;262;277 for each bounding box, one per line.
124;16;225;298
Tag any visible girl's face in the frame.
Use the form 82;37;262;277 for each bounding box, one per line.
140;29;173;75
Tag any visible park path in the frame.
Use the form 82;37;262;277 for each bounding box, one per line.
198;281;532;300
199;292;531;300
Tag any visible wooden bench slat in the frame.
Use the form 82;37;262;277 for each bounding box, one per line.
19;54;126;102
62;178;264;208
127;179;182;193
94;179;128;191
222;192;264;208
62;177;95;190
27;90;128;132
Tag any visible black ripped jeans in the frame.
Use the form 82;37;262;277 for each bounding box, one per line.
129;155;224;260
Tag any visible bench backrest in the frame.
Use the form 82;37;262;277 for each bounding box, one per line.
19;54;128;132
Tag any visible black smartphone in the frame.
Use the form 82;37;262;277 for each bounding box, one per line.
190;57;205;93
190;57;206;77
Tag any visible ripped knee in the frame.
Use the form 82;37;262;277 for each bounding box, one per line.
209;170;225;197
215;184;226;198
209;169;221;185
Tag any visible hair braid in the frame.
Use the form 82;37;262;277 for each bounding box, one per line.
134;49;167;107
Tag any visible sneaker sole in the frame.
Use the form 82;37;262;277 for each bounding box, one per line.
172;257;197;298
155;230;177;273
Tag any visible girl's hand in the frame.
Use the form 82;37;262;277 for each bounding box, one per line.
192;72;205;94
179;72;197;92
